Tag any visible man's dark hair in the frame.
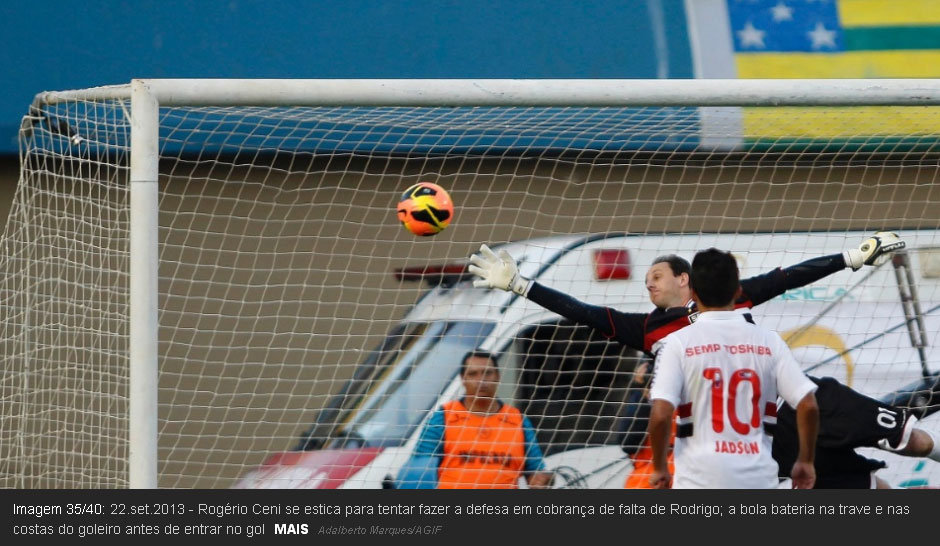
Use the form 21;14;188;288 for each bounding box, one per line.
460;350;499;376
690;248;740;307
652;254;691;277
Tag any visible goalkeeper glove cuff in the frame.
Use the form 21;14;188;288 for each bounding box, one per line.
842;249;865;271
510;273;531;297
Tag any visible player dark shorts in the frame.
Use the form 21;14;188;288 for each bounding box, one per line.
773;376;914;488
810;460;879;489
809;376;913;450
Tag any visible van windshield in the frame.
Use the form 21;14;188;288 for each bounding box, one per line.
329;320;495;448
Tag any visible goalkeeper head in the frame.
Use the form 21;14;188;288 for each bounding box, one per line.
644;254;693;310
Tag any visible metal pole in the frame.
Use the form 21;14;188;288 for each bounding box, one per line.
892;252;931;379
138;78;940;107
129;79;159;488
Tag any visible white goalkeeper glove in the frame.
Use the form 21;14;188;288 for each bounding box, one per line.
468;244;531;296
843;231;906;271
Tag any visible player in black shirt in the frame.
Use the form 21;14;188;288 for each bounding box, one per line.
470;232;940;488
773;375;940;488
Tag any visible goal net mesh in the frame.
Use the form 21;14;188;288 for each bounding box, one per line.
2;91;939;488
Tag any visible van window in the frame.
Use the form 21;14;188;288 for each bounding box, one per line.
511;320;643;455
301;320;495;450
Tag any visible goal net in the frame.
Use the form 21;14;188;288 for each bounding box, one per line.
2;80;939;489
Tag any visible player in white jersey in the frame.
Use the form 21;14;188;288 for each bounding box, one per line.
648;248;819;489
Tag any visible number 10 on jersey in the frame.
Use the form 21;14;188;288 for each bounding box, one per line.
702;368;762;435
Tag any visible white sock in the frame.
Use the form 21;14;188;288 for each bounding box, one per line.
928;430;940;463
878;414;917;452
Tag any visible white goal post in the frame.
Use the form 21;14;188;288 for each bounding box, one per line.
4;79;940;489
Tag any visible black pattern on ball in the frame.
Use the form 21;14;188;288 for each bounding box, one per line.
410;205;451;225
400;185;438;201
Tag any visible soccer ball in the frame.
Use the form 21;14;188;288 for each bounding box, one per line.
397;182;454;236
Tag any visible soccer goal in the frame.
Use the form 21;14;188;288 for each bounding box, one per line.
2;79;940;489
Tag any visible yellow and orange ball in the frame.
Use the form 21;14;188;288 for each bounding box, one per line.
397;182;454;236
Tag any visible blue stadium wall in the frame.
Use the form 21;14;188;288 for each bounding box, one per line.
0;0;693;155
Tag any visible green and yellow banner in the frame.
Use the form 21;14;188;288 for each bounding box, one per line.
704;0;940;141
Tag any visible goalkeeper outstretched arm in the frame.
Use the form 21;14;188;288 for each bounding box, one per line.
469;244;647;349
738;231;906;307
468;232;906;351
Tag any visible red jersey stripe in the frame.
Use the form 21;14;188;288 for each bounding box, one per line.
643;316;690;352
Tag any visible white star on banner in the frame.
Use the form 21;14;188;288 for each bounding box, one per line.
771;2;793;22
807;21;837;49
737;21;766;49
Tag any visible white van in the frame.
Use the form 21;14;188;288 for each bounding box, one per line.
234;231;940;489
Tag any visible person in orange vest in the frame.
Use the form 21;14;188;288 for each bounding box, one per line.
620;360;676;489
396;351;553;489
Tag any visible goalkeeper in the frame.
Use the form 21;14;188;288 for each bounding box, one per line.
468;232;940;487
469;232;905;357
